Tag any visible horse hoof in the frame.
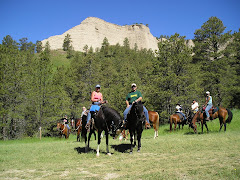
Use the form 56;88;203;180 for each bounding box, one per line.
129;151;133;154
137;150;140;153
96;153;100;157
107;153;111;156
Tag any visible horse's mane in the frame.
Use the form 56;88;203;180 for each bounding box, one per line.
101;106;122;121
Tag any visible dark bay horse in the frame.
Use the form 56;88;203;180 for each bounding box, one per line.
57;123;70;139
191;107;233;133
128;101;145;153
148;111;159;139
169;109;192;132
85;105;122;156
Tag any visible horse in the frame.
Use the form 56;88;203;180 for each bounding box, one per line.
127;101;145;153
85;105;122;156
148;111;159;139
57;123;70;139
75;118;82;142
191;106;233;133
119;129;130;141
191;110;209;134
169;108;192;132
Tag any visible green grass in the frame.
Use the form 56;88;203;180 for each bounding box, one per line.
0;109;239;179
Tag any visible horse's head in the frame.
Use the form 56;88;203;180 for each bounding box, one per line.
185;108;193;124
57;123;63;130
100;106;122;138
130;101;145;120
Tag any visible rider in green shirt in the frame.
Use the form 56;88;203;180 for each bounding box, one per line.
123;83;150;128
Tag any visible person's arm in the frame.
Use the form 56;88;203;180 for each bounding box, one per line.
91;91;96;102
126;100;130;107
205;97;210;106
135;91;142;102
136;97;142;102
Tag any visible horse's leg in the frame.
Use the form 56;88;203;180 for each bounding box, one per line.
174;122;177;131
96;130;102;157
129;130;134;154
204;122;209;133
219;118;224;132
77;129;80;142
105;131;111;156
86;130;92;152
137;129;143;152
201;121;204;134
133;131;137;147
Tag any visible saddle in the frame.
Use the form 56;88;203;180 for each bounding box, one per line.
202;106;218;114
175;112;184;121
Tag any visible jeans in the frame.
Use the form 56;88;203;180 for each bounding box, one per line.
123;105;150;123
66;124;70;130
205;104;212;118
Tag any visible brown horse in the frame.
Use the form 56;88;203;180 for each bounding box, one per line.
57;123;70;139
148;111;159;139
75;118;82;142
191;111;209;134
119;129;130;141
191;107;233;133
170;108;192;132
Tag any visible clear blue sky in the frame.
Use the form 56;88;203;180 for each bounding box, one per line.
0;0;239;43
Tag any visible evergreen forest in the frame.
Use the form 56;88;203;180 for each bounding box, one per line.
1;17;239;140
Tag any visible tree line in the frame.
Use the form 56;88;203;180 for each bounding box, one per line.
0;16;239;140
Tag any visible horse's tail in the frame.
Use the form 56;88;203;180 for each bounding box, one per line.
156;113;160;128
226;109;233;123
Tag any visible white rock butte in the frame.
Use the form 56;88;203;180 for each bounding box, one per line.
41;17;159;52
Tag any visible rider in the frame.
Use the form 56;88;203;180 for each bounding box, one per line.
175;104;187;122
204;91;212;121
191;100;199;114
123;83;150;129
86;84;105;128
62;115;70;130
81;106;87;119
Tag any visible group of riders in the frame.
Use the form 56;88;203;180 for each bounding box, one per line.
60;83;213;131
175;91;213;124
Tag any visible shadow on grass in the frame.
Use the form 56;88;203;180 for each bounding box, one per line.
74;146;96;154
74;146;116;155
111;143;131;153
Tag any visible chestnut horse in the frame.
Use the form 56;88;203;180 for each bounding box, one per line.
75;118;82;142
169;109;192;132
148;111;159;139
191;107;233;133
57;123;70;139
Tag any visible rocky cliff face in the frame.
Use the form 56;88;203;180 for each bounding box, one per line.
41;17;159;52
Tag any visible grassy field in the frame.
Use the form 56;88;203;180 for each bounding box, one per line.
0;109;239;180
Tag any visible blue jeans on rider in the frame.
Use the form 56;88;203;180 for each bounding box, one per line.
66;124;70;130
123;105;150;123
205;104;212;118
86;102;101;123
